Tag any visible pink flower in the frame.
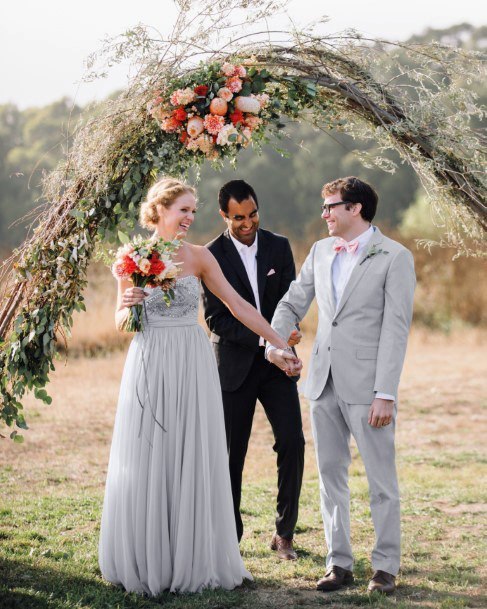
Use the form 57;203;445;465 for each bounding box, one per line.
235;65;247;78
245;115;262;130
221;62;236;77
217;87;233;102
169;88;195;106
204;114;225;135
226;76;243;93
255;93;270;108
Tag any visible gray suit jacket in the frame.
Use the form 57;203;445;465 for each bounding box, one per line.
271;227;416;404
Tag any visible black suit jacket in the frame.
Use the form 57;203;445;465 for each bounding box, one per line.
201;228;298;392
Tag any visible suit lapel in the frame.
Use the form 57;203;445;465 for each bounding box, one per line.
222;229;255;304
256;229;271;300
334;227;384;319
321;240;338;311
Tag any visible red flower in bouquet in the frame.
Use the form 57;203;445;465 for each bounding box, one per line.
194;85;209;97
173;107;187;122
113;256;138;278
149;254;166;277
229;110;244;126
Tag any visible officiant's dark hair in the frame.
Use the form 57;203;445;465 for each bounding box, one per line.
219;180;259;214
322;176;378;222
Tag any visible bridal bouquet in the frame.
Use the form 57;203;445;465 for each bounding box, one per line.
112;235;181;332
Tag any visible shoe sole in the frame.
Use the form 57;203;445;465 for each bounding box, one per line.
317;576;354;592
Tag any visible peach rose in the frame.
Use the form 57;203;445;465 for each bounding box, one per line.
187;116;205;138
217;87;233;102
209;98;228;116
138;258;151;274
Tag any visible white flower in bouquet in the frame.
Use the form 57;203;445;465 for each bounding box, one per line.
217;124;239;146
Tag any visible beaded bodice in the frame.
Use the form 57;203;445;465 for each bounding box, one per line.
143;275;199;324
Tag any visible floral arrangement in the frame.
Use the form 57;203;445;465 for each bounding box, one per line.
112;235;181;331
147;61;273;158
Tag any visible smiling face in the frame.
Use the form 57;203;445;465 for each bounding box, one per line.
321;191;363;241
156;192;197;240
220;196;259;246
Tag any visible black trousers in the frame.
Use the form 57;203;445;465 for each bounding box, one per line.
221;348;305;541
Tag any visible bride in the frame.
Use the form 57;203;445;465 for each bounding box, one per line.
99;177;300;596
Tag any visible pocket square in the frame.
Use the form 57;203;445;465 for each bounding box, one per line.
267;268;276;276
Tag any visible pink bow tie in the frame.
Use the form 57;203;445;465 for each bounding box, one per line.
333;238;359;254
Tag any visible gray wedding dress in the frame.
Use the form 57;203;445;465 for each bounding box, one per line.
99;275;251;595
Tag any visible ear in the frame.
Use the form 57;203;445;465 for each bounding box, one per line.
219;209;227;222
352;202;362;217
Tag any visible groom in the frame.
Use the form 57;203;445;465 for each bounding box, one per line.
268;176;415;594
201;179;305;560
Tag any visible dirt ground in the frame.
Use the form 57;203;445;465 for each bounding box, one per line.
2;327;486;495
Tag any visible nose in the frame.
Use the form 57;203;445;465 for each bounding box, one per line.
321;209;330;219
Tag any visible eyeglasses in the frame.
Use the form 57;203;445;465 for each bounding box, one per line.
320;201;353;215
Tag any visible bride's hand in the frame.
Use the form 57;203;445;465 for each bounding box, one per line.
268;348;303;376
121;287;147;308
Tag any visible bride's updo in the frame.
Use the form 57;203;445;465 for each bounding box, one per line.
139;177;196;229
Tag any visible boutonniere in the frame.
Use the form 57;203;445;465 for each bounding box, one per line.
359;244;389;265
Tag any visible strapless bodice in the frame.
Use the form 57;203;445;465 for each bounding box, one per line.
143;275;199;327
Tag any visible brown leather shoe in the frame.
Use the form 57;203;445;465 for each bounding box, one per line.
367;570;396;595
316;565;354;591
270;532;297;560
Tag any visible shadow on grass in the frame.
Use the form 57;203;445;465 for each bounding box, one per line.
0;557;254;609
1;556;485;609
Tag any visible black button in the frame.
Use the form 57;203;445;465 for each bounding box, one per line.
328;346;330;351
332;321;338;327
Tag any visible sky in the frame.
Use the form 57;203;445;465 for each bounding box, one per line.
2;0;486;109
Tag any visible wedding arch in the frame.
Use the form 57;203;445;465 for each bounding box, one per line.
1;0;485;440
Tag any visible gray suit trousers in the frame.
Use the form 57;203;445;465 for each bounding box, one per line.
310;374;401;575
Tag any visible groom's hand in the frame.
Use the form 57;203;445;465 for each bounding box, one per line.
368;398;394;428
287;329;302;347
267;349;303;376
268;349;303;376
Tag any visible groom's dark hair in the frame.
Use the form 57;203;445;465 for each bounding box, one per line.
219;180;259;214
322;176;378;222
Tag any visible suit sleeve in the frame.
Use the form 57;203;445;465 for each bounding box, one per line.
270;242;317;344
374;248;416;397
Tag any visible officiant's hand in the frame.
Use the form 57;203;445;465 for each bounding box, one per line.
122;287;147;308
287;329;302;347
268;348;303;376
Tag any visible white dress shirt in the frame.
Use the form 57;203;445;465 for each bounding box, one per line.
332;226;395;402
229;232;265;346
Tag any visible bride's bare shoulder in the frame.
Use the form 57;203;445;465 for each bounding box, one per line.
182;242;213;275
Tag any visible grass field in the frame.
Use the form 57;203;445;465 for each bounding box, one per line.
1;326;486;608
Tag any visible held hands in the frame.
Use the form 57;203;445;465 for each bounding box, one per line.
368;397;394;428
122;287;147;308
268;348;303;377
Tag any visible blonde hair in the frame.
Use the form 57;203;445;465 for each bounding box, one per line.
139;177;196;229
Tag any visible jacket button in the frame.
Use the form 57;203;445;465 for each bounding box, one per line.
332;321;338;327
328;346;330;351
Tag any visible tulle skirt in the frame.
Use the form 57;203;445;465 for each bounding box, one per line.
99;318;251;595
